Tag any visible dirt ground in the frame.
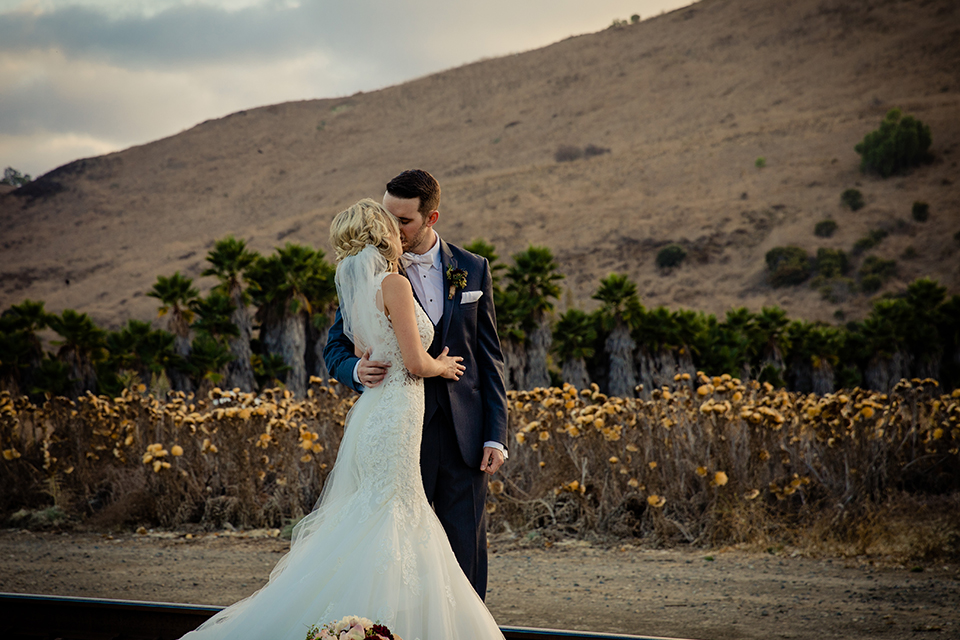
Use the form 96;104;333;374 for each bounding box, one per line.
0;528;956;640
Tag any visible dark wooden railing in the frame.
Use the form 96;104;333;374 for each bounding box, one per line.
0;593;691;640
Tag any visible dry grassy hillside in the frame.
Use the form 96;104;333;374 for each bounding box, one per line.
1;0;958;330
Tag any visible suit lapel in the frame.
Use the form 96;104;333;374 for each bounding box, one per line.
439;239;457;346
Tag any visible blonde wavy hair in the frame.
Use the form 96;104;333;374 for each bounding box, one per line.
330;198;402;268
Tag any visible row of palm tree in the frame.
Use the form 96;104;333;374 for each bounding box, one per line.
0;237;337;400
467;241;959;395
2;237;957;400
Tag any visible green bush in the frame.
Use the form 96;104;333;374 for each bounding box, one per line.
841;189;865;211
814;220;838;237
765;246;811;287
912;201;929;222
859;255;897;292
1;167;31;187
861;274;884;293
901;246;918;260
630;14;640;23
755;157;766;168
855;108;932;177
816;277;856;303
815;248;849;278
853;228;888;254
656;244;687;269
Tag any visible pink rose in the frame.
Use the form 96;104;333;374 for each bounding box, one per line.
339;624;365;640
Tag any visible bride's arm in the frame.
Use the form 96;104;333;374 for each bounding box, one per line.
381;273;464;380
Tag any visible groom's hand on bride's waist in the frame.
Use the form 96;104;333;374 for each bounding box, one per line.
356;348;391;388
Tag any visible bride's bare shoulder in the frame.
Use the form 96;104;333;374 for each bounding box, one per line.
381;273;411;295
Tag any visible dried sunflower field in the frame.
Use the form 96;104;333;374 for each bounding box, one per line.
2;375;959;556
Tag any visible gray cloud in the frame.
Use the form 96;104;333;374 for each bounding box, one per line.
0;2;330;68
0;0;691;176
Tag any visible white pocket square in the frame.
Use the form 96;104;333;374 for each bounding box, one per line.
461;290;483;304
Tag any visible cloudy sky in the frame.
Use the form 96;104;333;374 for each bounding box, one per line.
1;0;693;179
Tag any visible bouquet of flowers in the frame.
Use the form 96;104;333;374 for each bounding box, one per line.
305;615;402;640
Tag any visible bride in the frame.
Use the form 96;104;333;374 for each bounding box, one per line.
180;199;505;640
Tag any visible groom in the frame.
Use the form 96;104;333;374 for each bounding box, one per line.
323;169;508;599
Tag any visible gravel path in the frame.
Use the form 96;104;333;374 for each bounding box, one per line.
0;529;957;639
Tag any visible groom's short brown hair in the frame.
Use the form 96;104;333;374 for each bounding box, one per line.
386;169;440;218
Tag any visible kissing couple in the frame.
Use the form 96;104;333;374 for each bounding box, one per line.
180;169;509;640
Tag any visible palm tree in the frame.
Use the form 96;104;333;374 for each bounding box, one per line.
0;300;48;395
750;307;791;386
31;357;73;398
464;239;507;289
188;333;234;393
785;320;841;394
189;291;239;388
505;246;564;389
494;287;528;390
203;237;259;392
301;252;337;386
594;274;642;398
752;307;790;369
147;272;199;393
46;309;106;398
252;353;292;391
102;320;171;396
936;293;960;390
902;278;947;379
247;243;330;398
859;299;913;392
553;308;597;390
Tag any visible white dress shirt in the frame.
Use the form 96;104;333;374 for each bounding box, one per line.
401;235;444;325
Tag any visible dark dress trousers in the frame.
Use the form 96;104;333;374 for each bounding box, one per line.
323;239;508;599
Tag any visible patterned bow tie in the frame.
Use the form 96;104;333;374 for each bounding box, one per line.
400;252;434;269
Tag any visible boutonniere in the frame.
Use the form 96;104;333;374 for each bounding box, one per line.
446;265;468;300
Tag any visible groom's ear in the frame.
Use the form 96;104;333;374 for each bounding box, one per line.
425;210;440;227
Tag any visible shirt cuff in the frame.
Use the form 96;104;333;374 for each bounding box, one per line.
483;440;508;459
352;360;361;385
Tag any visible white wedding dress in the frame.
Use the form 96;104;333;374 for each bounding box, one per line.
181;246;504;640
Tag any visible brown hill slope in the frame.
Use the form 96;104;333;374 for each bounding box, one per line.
1;0;958;330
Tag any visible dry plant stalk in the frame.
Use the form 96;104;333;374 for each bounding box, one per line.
2;375;958;554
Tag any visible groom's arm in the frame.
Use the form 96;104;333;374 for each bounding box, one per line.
473;258;509;449
323;308;364;394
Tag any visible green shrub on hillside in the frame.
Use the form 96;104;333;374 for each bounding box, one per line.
855;108;932;177
815;248;850;279
853;229;888;254
656;244;687;269
765;246;811;287
901;246;918;260
859;255;897;293
1;167;31;187
755;157;766;168
912;201;929;222
814;220;838;237
816;277;856;303
841;188;865;211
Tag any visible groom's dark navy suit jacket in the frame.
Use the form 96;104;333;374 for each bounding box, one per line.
323;239;508;597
